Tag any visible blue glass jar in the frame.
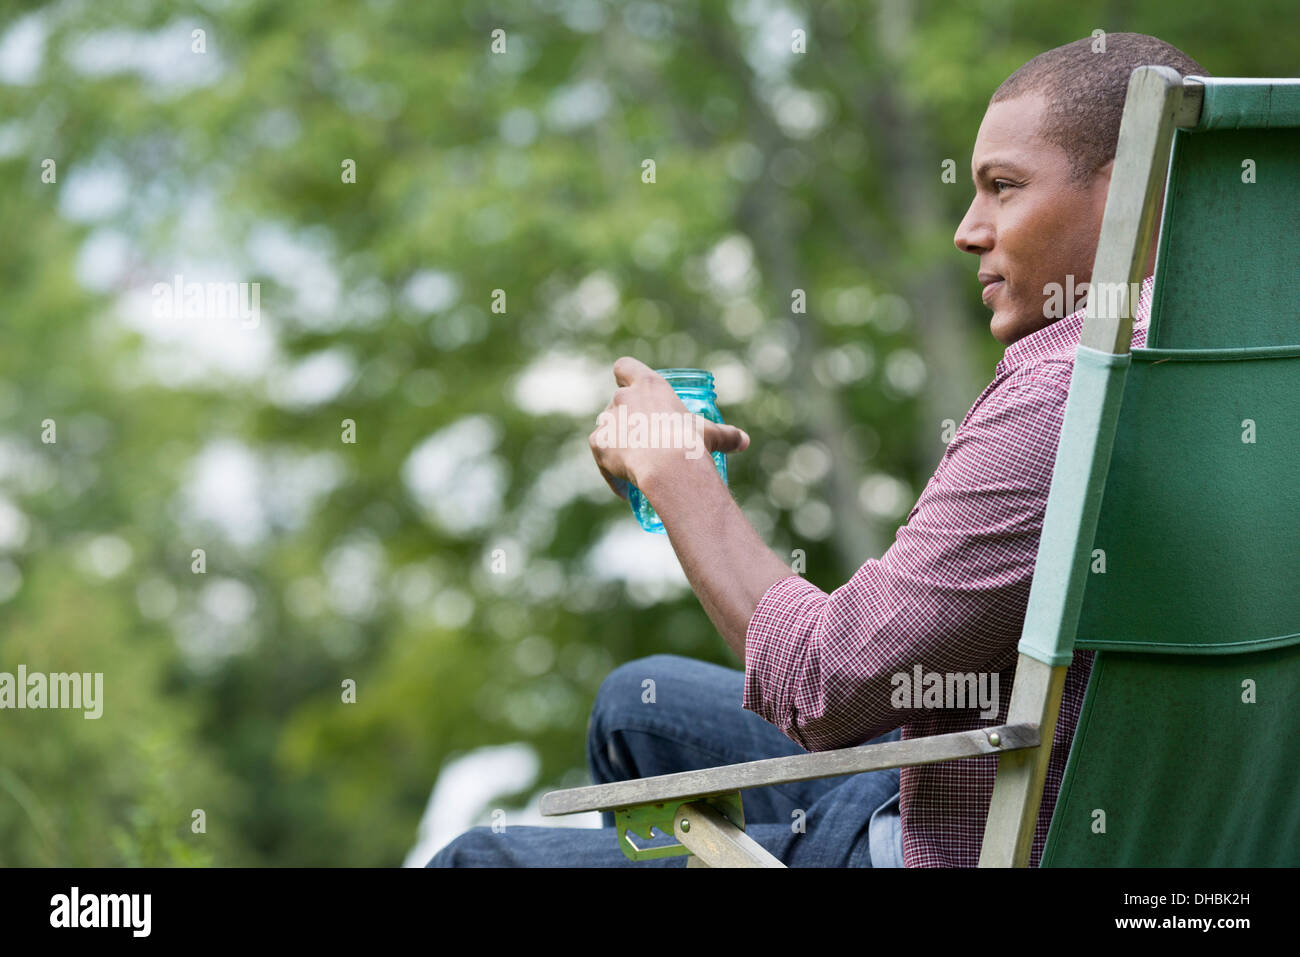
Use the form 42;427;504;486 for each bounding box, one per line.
627;368;729;534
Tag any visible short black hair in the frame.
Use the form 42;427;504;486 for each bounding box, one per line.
991;33;1209;186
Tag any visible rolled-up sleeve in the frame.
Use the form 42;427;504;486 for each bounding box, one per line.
742;376;1072;752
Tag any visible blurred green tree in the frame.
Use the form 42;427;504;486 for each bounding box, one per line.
0;0;1290;865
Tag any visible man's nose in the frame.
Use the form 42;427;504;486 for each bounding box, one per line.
954;201;992;255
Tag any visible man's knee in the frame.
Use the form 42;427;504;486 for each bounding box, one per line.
425;827;499;867
588;653;684;740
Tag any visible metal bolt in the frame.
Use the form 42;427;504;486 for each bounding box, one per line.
987;732;1001;747
680;819;690;833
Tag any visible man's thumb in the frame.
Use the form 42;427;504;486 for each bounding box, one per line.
706;422;750;453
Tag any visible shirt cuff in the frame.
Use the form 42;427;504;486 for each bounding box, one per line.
742;574;829;748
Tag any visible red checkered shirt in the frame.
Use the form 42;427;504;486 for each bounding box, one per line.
743;275;1154;867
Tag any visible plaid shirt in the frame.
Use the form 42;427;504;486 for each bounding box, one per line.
743;275;1154;867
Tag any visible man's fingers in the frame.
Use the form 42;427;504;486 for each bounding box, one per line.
589;428;630;501
703;421;750;453
612;355;655;387
601;469;630;501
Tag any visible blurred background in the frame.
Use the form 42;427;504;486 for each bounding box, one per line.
0;0;1291;866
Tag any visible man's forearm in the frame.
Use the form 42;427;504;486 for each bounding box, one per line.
639;456;795;660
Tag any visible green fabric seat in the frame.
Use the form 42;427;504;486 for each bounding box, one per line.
1038;77;1300;866
1042;345;1300;866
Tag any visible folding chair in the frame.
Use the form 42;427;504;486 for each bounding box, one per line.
540;68;1300;866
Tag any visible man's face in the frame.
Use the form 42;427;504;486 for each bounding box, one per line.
954;94;1114;345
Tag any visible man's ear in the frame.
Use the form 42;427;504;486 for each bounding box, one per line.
1093;157;1162;276
1090;159;1116;220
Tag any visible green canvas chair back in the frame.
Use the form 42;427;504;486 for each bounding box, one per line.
1037;76;1300;866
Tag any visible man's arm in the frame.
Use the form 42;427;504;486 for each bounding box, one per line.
586;355;792;661
638;454;794;661
588;356;1070;754
739;376;1073;751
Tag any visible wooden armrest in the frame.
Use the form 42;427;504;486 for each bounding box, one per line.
540;722;1038;816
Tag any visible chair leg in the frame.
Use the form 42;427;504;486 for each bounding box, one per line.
979;657;1068;867
673;801;786;868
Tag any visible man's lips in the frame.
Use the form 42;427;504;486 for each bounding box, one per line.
981;279;1005;304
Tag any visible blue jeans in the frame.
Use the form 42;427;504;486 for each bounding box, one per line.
426;653;903;867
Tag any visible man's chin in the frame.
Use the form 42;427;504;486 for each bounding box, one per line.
989;310;1017;345
990;306;1052;346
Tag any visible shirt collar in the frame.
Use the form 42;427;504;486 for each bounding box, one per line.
997;274;1155;374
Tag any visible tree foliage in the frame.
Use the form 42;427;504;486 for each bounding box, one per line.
0;0;1290;865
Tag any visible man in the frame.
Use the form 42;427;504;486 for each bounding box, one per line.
429;33;1207;868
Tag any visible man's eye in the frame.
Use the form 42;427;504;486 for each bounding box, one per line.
994;180;1017;194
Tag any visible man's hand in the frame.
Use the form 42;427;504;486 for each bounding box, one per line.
583;356;790;660
587;357;750;500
